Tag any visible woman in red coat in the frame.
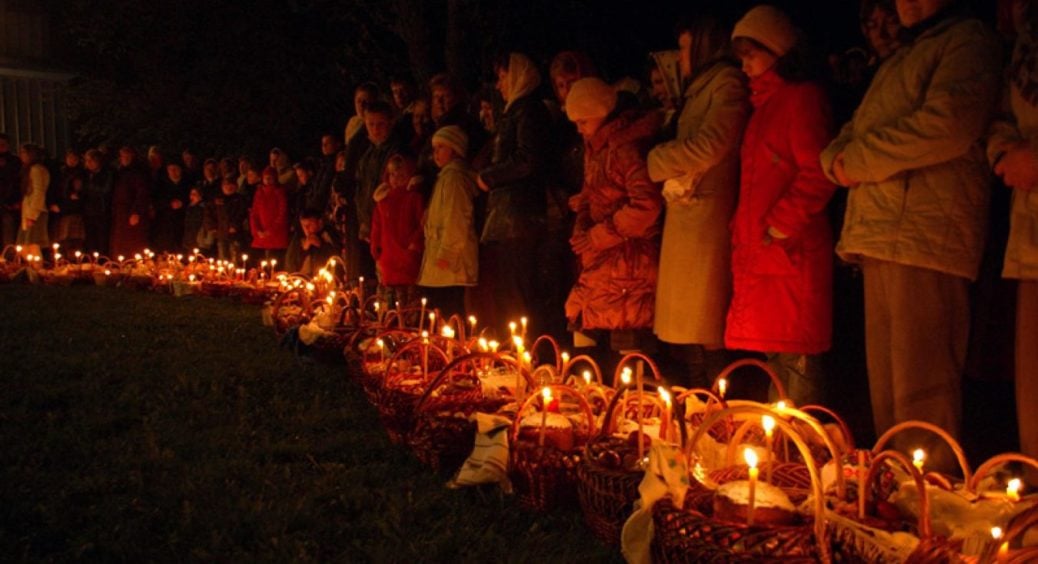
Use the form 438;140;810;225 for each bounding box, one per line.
726;6;836;405
564;78;663;353
249;166;289;261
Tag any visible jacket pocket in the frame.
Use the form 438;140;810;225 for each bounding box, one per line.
748;241;798;276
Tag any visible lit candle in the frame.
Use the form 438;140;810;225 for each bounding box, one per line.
513;335;525;400
992;527;1009;562
745;448;759;526
468;315;477;336
428;312;436;334
509;321;517;340
658;387;672;441
357;276;364;302
478;338;488;352
912;449;925;473
718;377;728;399
857;450;867;519
441;325;455;340
583;370;592;387
421;330;430;378
241;253;248;268
488;340;499;353
539;387;551;447
762;415;775;483
1007;478;1022;503
419;297;427;332
376;338;385;364
520;316;528;340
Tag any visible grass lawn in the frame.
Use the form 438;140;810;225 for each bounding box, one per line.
0;284;620;562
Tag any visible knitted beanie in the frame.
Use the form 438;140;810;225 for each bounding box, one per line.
432;125;468;158
565;77;618;122
732;5;797;57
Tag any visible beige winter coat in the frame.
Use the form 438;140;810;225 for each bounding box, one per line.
647;62;750;344
988;30;1038;281
820;16;1001;281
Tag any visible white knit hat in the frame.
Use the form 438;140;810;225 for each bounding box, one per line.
431;125;468;158
565;77;617;122
732;5;797;57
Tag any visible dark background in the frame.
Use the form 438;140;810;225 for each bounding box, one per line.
46;0;994;160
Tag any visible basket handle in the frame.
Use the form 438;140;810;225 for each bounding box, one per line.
710;358;788;402
688;401;847;501
798;404;856;454
612;352;662;388
382;338;451;385
864;449;933;539
444;314;467;342
872;421;972;485
968;453;1038;495
993;503;1038;563
413;352;535;413
594;379;666;438
560;354;605;387
509;383;597;443
530;335;562;373
686;402;832;563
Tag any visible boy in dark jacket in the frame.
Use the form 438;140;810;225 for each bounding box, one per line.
296;208;342;277
204;179;249;261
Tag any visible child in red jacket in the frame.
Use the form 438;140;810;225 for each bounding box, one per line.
250;166;289;262
370;154;424;309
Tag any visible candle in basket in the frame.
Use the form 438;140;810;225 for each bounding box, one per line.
991;527;1009;562
513;336;525;401
468;315;477;337
419;297;427;332
428;312;436;335
421;330;430;378
583;370;592;387
441;325;455;340
520;316;528;340
745;448;759;526
857;450;867;519
358;276;365;303
509;321;517;341
376;338;385;364
657;387;671;441
718;377;727;399
1007;478;1022;503
762;415;775;484
539;386;551;447
912;449;925;473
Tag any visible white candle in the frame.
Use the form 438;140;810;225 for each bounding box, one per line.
745;448;759;526
857;450;867;519
1007;478;1022;503
762;415;775;484
539;387;551;447
658;387;671;441
912;449;925;473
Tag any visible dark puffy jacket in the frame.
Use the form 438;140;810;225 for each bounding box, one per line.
565;110;663;331
479;94;552;241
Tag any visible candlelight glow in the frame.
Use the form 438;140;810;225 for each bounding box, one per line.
912;449;925;471
992;526;1003;540
1008;478;1022;502
718;377;727;397
441;326;455;339
658;387;671;406
620;366;632;386
744;447;759;468
542;386;552;402
488;340;499;352
762;415;776;437
478;337;488;352
583;370;591;385
776;400;787;411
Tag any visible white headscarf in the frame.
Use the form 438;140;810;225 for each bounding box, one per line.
503;53;541;111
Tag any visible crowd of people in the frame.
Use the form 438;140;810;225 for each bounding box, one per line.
1;0;1035;478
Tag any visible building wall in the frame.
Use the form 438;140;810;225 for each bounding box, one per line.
0;0;71;156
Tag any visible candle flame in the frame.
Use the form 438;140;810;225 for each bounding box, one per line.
468;315;477;326
776;400;787;410
542;386;552;402
718;377;727;397
762;415;776;436
912;449;926;470
376;338;384;349
744;448;759;468
620;366;632;386
1008;478;1022;495
478;337;488;352
488;340;499;352
583;370;591;385
512;335;523;349
658;386;671;406
991;526;1003;540
441;326;455;339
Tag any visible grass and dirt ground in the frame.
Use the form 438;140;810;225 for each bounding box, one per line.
0;284;619;562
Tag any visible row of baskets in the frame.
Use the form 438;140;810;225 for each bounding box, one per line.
265;275;1038;564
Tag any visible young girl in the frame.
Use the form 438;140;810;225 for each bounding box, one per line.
725;5;836;405
16;143;50;256
417;126;479;318
370;154;424;309
249;166;289;262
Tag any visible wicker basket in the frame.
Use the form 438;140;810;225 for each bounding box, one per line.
651;402;842;563
270;287;311;337
509;383;596;512
409;352;532;473
375;339;450;444
685;359;788;444
561;354;614;418
576;352;668;546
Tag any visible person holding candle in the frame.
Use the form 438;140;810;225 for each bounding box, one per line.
295;208;342;278
563;77;663;359
417;126;479;319
820;0;1000;472
647;15;750;387
988;0;1038;487
725;5;836;406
